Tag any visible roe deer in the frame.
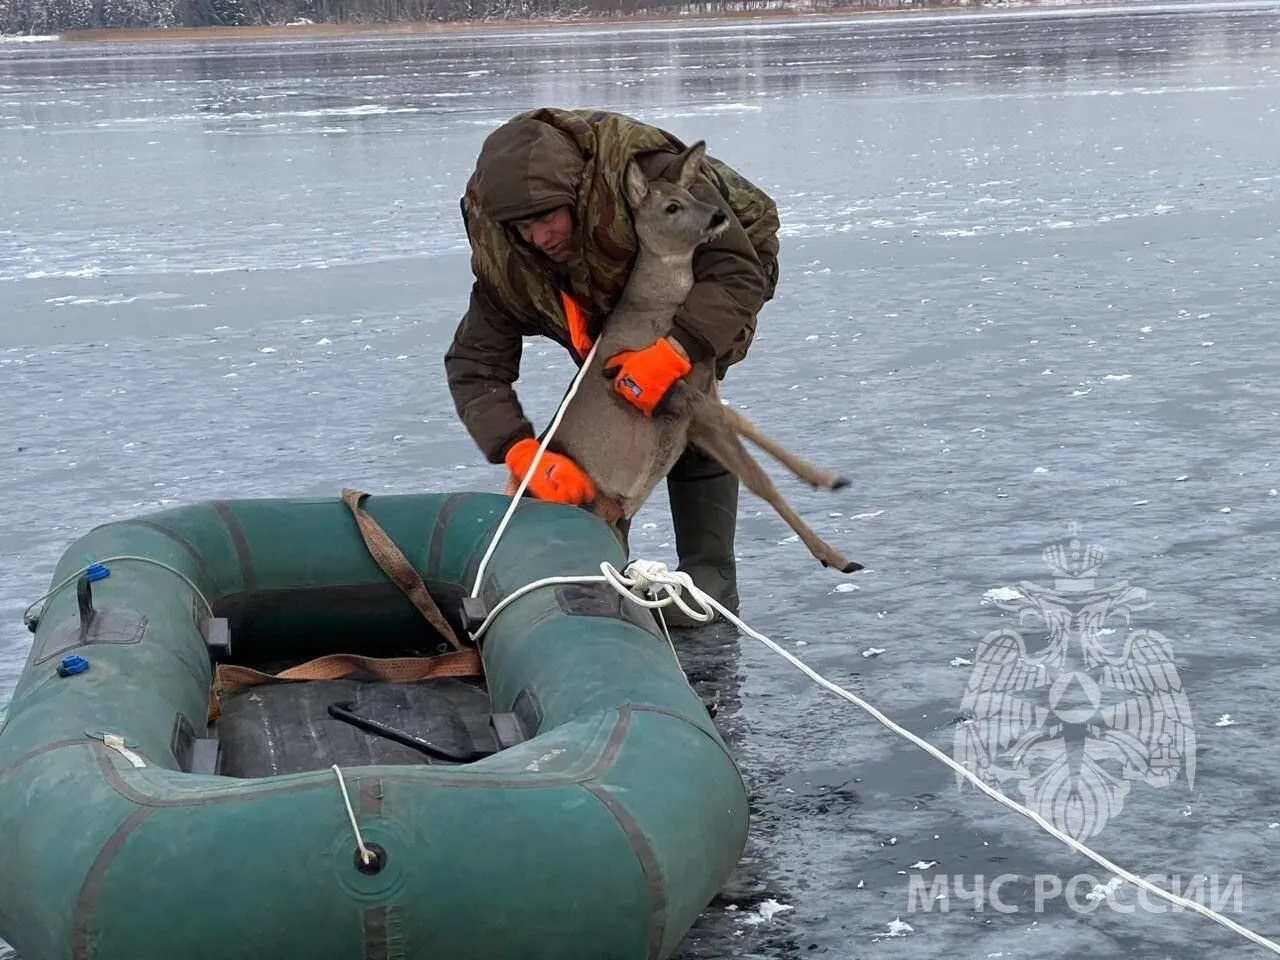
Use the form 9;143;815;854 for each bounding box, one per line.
546;141;862;575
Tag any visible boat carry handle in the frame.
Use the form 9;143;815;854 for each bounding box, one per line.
76;574;97;639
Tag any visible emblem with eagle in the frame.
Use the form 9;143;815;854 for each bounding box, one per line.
953;531;1196;841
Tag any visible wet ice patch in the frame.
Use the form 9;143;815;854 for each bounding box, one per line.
695;102;762;113
861;647;886;658
983;586;1022;604
738;899;793;925
873;917;914;939
45;294;139;307
23;266;107;280
1086;877;1125;903
1215;714;1237;727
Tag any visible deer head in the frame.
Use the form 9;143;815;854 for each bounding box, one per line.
624;141;730;259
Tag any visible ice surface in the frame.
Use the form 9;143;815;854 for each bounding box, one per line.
3;5;1280;959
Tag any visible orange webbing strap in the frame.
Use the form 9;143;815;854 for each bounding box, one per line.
342;488;462;651
204;489;485;725
207;650;483;723
559;290;594;360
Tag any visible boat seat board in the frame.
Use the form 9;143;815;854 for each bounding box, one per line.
215;676;494;778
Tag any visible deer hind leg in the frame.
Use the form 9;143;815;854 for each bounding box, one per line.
669;381;850;491
717;403;849;491
685;399;862;574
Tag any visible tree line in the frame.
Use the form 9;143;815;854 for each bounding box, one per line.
2;0;968;38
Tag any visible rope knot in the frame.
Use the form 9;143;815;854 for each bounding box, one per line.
605;560;715;625
621;559;678;592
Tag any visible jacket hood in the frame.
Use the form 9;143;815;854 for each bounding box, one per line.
471;118;585;223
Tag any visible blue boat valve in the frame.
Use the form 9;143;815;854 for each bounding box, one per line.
57;655;90;678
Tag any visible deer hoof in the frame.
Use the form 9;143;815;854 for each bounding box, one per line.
840;560;863;574
828;476;851;490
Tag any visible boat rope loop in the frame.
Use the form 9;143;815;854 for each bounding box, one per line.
467;343;1280;958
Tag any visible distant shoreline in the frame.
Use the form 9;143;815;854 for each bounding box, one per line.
34;1;1121;44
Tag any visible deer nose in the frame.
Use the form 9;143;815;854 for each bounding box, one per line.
710;210;728;228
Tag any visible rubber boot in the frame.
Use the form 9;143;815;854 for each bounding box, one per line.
662;471;740;628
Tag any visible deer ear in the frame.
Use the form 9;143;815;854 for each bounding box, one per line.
623;159;649;208
676;140;707;188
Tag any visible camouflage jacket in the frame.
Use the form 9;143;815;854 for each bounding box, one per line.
444;107;781;464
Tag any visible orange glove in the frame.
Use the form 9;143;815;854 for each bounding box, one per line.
504;438;597;505
603;337;691;417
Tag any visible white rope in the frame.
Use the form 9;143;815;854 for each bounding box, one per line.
644;567;1280;953
469;340;600;599
463;336;1279;956
331;764;374;866
472;558;1280;954
23;554;215;629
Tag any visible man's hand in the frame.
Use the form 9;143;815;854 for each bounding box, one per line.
504;438;597;505
602;337;691;417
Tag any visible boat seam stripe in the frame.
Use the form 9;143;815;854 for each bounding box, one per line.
212;500;257;593
93;519;218;589
73;805;155;960
584;780;667;960
427;492;464;581
360;775;382;816
629;705;743;787
364;905;391;960
0;738;92;785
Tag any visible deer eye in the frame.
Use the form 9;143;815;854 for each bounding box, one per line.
665;202;681;214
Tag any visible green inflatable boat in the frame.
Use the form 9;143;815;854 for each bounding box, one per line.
0;490;749;960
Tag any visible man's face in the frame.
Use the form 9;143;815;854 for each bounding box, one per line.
513;206;575;263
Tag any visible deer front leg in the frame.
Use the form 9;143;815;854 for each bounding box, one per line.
685;399;862;575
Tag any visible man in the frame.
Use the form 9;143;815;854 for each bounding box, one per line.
443;107;780;626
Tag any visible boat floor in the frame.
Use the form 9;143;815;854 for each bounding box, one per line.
215;677;498;778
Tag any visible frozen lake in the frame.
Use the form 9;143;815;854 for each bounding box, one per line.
3;2;1280;956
